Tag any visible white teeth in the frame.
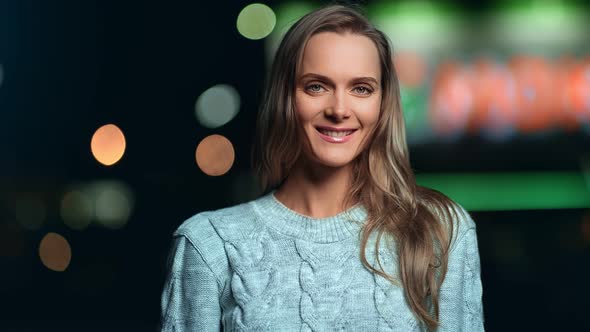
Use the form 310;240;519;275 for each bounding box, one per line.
318;129;354;137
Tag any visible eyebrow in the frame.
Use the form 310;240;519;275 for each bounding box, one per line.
298;73;379;86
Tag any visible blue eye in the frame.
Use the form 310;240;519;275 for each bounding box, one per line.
354;86;373;95
306;84;324;93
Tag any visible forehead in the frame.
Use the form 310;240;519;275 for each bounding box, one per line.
299;31;381;80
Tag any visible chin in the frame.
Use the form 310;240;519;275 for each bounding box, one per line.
311;153;356;168
321;161;353;168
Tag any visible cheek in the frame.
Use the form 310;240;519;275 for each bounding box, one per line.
359;100;381;127
295;93;323;123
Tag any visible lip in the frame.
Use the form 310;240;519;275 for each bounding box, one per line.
314;125;358;131
315;127;358;143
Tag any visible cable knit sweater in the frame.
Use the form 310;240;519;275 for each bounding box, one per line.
160;189;484;331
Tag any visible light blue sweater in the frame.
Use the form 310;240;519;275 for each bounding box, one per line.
160;189;484;331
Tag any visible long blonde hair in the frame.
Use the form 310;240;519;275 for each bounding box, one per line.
251;4;463;330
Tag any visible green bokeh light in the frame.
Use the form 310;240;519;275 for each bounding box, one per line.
417;172;590;211
237;3;276;40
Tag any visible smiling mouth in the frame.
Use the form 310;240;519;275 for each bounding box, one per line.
314;127;358;137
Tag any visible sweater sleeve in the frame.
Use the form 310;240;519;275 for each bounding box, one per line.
160;234;222;332
437;223;485;331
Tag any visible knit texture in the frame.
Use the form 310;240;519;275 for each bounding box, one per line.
160;189;484;331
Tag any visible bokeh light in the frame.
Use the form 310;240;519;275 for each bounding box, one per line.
491;1;587;49
90;124;126;166
368;1;465;55
60;189;93;230
418;172;590;211
429;62;473;139
60;181;134;230
195;84;241;128
15;194;46;230
195;134;235;176
39;232;72;272
399;86;430;144
237;3;276;40
89;181;134;229
509;56;556;132
470;59;517;141
562;59;590;130
393;51;427;88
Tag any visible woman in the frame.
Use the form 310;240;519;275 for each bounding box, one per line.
161;4;484;331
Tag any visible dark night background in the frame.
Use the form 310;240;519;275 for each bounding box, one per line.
1;0;589;331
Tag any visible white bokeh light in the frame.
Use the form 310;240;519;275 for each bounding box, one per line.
86;180;134;229
195;84;241;128
60;189;93;230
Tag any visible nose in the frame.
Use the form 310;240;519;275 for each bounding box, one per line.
324;90;350;120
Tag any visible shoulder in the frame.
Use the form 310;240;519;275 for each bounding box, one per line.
418;187;475;231
173;199;263;251
423;196;475;233
422;196;477;253
451;202;476;235
168;203;258;287
175;203;246;230
446;202;479;260
170;211;225;275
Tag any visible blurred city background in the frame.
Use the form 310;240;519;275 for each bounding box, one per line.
1;0;589;330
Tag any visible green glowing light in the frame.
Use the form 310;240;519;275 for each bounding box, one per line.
237;3;276;40
367;0;465;53
417;172;590;211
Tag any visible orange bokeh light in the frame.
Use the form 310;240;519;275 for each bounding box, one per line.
195;134;235;176
561;58;590;130
90;124;126;166
429;62;473;136
393;51;427;88
508;56;557;132
39;232;72;272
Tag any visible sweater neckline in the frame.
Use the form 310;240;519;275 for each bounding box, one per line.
251;189;368;243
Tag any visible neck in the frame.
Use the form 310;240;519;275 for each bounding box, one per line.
274;157;356;219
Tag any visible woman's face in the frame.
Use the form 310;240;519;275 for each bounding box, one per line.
295;31;382;169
